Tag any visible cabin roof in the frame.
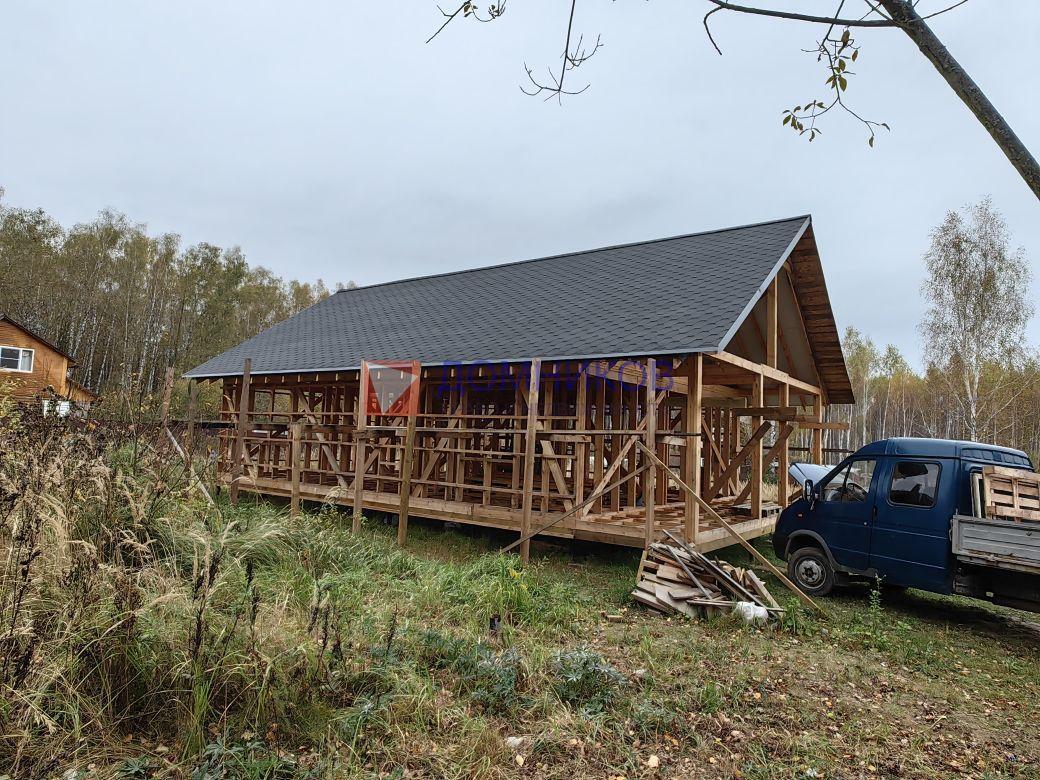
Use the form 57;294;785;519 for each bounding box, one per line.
185;215;854;402
0;314;77;364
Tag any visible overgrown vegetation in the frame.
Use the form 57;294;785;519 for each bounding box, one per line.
2;411;1039;778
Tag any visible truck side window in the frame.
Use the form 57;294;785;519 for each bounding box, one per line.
821;459;876;503
889;462;940;508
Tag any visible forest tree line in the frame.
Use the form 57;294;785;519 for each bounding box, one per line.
822;198;1039;463
1;192;1037;461
0;190;347;410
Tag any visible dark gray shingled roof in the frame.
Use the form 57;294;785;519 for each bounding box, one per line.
185;215;812;379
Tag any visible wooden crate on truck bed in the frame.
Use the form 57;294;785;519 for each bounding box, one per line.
983;465;1040;522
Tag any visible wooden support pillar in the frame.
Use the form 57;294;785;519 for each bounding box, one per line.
777;382;790;506
766;276;778;369
160;366;175;426
812;396;824;464
574;368;588;507
353;362;369;532
397;413;417;546
290;421;302;517
230;358;252;506
750;371;764;518
519;358;542;562
643;358;658;548
684;354;703;545
185;379;198;455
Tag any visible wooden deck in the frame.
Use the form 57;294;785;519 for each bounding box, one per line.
235;475;780;551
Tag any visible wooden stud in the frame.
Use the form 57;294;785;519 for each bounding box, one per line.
643;358;658;548
397;412;418;546
766;276;779;369
777;382;790;505
353;362;369;532
812;396;824;464
750;372;765;519
684;354;703;544
291;421;302;517
519;358;542;562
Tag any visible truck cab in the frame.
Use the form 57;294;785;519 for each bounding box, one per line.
773;438;1036;603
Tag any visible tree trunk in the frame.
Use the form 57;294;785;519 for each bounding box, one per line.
880;0;1040;200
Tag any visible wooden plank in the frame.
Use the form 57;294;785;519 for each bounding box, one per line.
766;276;778;368
777;383;790;506
750;372;764;519
644;358;657;548
703;421;772;502
290;421;302;517
637;444;825;615
685;354;702;545
353;362;368;532
519;358;542;562
709;350;822;397
397;410;418;546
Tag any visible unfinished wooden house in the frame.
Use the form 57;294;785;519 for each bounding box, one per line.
184;215;853;558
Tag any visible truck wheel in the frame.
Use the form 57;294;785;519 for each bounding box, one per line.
788;546;835;597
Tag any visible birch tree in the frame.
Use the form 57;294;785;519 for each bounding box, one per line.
919;198;1032;441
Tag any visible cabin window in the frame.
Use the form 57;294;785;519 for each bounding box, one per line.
821;459;876;503
0;346;33;373
889;461;940;508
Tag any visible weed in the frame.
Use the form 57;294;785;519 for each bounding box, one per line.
550;647;627;715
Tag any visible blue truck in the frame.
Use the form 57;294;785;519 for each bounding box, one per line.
773;437;1040;613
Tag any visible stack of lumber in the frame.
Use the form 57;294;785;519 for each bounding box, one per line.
983;465;1040;522
632;541;782;619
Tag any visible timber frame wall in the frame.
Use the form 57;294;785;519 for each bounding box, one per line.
199;348;837;560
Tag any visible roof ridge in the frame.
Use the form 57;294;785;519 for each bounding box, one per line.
334;214;812;295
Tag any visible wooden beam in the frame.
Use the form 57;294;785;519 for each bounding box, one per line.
812;397;824;464
519;358;542;562
777;383;790;506
750;372;764;518
230;358;252;506
684;354;702;545
353;362;369;531
766;276;778;368
643;358;658;548
290;421;302;517
703;420;772;502
397;411;418;546
731;406;798;419
709;350;822;397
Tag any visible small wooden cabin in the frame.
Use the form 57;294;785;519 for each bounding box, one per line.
0;315;97;412
185;216;853;557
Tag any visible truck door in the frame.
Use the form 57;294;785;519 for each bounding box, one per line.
812;458;878;572
868;458;955;592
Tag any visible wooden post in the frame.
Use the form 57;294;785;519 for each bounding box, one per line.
353;362;369;532
397;413;417;546
777;382;790;506
519;358;542;562
766;276;779;369
684;354;703;545
750;371;764;518
290;421;302;517
160;366;175;426
185;379;198;455
574;368;588;507
812;395;824;464
643;358;658;548
229;358;252;506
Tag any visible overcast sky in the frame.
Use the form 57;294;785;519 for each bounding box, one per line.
2;1;1038;366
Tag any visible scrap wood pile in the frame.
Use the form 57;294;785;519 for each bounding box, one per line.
633;541;783;620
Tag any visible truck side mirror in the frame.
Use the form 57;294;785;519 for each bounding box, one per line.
805;479;816;509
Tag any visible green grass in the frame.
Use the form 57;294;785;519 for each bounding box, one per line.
3;418;1039;779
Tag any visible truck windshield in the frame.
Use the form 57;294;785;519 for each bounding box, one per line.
821;459;877;503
